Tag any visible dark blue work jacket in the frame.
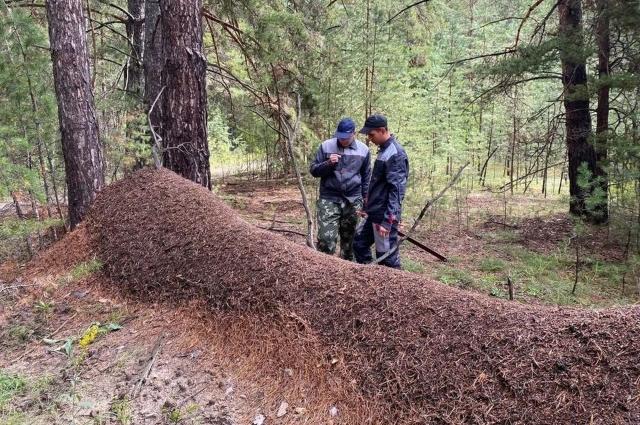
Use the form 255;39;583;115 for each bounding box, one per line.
366;135;409;230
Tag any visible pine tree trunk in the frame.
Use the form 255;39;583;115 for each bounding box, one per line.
46;0;105;230
594;0;610;223
159;0;211;189
558;0;598;219
126;0;145;97
144;0;163;124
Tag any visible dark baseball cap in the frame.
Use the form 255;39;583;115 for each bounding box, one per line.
358;114;388;134
335;118;356;139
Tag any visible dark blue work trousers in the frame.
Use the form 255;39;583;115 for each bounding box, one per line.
353;215;401;269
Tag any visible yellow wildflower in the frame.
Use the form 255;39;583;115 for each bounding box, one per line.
78;324;99;348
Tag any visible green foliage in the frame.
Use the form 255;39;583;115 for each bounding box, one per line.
8;325;32;343
0;372;26;405
0;372;56;425
0;371;27;423
477;258;509;272
0;217;62;241
42;321;122;359
34;299;54;314
163;403;199;424
110;396;133;425
208;107;246;167
0;217;63;262
435;265;474;287
0;7;61;205
66;259;103;284
401;256;426;273
576;162;607;220
480;39;561;80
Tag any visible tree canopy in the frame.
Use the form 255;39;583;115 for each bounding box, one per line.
1;0;639;231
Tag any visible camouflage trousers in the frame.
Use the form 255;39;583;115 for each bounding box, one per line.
316;198;363;261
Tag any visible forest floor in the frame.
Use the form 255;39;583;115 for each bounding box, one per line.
0;172;638;424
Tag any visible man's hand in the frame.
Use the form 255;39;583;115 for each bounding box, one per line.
375;223;389;237
329;153;341;164
356;210;367;217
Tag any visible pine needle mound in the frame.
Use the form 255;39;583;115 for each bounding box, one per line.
87;168;640;424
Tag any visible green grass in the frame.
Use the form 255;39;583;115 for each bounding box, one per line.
0;371;26;424
401;256;426;273
477;258;509;272
414;238;639;308
0;372;25;405
110;396;133;425
58;259;103;285
34;299;54;313
8;325;32;344
434;265;474;287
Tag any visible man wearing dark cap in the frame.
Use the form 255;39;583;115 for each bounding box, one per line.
353;114;409;269
310;118;371;260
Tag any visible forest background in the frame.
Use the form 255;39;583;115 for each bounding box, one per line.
1;0;640;308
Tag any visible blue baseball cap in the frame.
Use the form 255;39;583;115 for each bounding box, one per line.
335;118;356;139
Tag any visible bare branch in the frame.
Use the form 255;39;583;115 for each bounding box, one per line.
96;0;134;21
147;86;166;169
258;225;307;238
514;0;547;48
531;0;560;43
387;0;432;24
131;334;164;399
493;160;566;192
206;64;268;100
478;17;522;29
249;108;283;136
445;49;517;66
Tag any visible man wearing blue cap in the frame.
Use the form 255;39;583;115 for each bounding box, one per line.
353;114;409;269
310;118;371;260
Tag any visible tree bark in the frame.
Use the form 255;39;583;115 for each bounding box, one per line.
46;0;105;230
159;0;211;189
594;0;610;223
126;0;145;97
144;0;163;126
558;0;598;219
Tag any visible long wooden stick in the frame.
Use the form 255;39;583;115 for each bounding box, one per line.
131;334;163;398
397;230;447;262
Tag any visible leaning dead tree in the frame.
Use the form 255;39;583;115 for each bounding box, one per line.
281;92;315;249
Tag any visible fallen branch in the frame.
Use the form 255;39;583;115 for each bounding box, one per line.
397;230;447;262
12;311;80;363
131;333;164;398
258;225;307;238
256;212;308;237
177;384;209;410
484;219;518;229
373;162;469;265
0;284;38;292
47;312;79;339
